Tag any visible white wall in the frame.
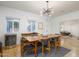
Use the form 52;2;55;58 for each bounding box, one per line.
0;6;52;46
51;11;79;36
1;5;79;46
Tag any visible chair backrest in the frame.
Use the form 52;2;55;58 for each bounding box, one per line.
49;38;55;41
41;39;48;46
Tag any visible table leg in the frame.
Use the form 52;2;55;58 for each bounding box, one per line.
34;42;37;57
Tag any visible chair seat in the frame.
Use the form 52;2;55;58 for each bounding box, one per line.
23;44;34;50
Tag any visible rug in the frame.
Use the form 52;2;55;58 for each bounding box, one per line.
23;47;71;57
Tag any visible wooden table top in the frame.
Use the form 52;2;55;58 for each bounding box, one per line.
22;34;63;42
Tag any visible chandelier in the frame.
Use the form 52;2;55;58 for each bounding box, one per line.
41;1;54;16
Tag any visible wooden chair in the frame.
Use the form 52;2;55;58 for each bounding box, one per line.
54;37;61;54
50;38;55;48
54;37;61;48
34;41;42;57
50;37;61;48
23;44;35;56
41;39;51;57
21;37;35;57
49;37;61;55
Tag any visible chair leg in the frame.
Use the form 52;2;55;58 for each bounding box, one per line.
48;41;51;56
42;45;44;57
41;40;45;57
34;42;37;57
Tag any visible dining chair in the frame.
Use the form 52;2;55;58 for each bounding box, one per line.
49;37;61;48
54;37;61;55
23;44;35;56
34;41;42;57
41;39;51;57
54;37;61;48
21;37;35;57
49;37;61;55
50;38;55;48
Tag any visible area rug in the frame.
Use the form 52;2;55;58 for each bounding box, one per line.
23;47;71;57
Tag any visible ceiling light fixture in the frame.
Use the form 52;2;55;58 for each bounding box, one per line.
41;1;54;16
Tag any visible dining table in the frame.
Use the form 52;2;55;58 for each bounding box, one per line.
21;34;63;57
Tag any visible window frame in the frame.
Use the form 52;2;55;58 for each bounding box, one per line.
6;17;20;33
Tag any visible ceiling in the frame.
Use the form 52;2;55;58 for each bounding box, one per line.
0;1;79;17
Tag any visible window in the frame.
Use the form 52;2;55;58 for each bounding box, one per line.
7;21;12;32
14;21;19;32
27;20;36;32
6;17;20;33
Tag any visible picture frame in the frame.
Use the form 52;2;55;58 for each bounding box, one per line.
38;22;43;29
